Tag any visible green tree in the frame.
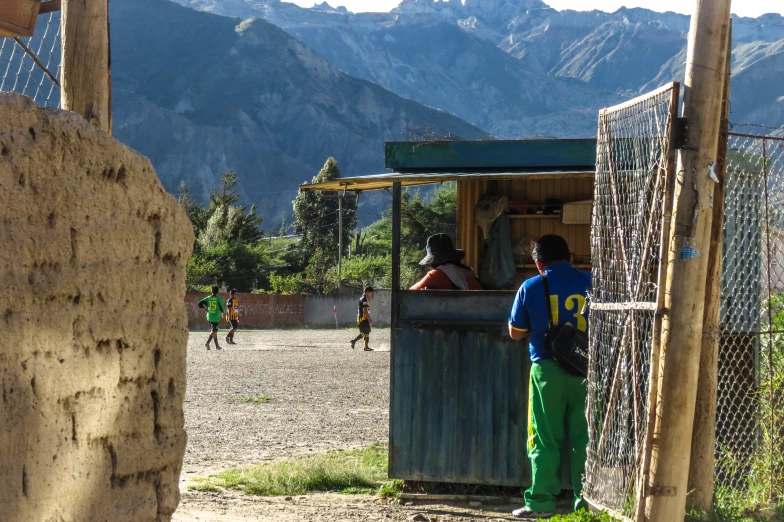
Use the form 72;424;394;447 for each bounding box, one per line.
177;181;209;236
180;170;266;292
203;170;264;245
291;158;358;293
292;158;357;259
399;183;457;263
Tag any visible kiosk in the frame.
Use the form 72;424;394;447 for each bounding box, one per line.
300;138;596;486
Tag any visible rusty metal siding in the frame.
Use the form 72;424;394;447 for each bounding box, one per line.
389;291;573;487
390;325;529;486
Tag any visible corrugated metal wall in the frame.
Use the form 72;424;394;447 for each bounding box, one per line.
390;325;528;486
389;291;572;487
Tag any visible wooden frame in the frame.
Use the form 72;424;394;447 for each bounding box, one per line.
0;0;41;38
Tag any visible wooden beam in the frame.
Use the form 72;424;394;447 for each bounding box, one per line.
635;82;681;522
40;0;62;14
61;0;111;134
0;0;41;38
687;19;733;518
299;171;594;192
384;139;597;172
645;0;732;520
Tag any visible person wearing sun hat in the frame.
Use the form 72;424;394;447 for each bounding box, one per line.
409;233;483;290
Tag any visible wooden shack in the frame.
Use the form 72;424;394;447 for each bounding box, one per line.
300;138;596;487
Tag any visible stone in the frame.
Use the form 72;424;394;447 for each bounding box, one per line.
0;93;193;522
407;515;428;522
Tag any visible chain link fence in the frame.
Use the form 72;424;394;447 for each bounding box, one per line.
0;10;61;107
716;131;784;502
586;116;784;516
583;83;679;520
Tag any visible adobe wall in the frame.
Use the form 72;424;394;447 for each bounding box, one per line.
0;94;193;521
183;290;392;329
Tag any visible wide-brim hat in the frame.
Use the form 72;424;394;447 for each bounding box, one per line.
419;233;466;266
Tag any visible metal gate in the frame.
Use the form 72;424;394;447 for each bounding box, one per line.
583;83;680;520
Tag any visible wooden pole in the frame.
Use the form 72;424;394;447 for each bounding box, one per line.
387;181;401;477
391;182;402;305
338;195;343;293
687;19;732;518
645;0;732;520
61;0;111;134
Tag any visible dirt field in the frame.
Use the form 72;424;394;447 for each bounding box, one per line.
174;329;524;521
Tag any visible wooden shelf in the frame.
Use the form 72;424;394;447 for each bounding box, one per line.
508;214;562;219
515;264;591;269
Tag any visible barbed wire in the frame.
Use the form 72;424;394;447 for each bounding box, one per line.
729;121;784;132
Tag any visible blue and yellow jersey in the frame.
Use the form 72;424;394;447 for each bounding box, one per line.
509;262;591;362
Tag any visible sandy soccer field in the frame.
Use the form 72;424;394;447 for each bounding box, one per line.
174;329;524;522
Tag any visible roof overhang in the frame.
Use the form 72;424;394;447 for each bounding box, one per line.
300;138;598;192
300;169;595;192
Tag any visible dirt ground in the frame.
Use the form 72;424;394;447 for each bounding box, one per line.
174;329;525;522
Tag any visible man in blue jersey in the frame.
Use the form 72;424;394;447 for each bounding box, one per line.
508;234;591;518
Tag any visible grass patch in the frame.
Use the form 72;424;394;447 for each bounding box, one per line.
191;443;393;496
189;480;220;492
378;479;405;498
550;511;619;522
230;395;272;404
683;488;784;522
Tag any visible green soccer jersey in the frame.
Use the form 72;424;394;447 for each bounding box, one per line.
199;295;225;323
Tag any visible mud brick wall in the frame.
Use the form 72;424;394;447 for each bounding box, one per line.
0;94;193;521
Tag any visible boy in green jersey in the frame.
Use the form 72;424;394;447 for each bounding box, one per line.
198;285;226;350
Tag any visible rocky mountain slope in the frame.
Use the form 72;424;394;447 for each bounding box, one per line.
173;0;784;133
110;0;486;221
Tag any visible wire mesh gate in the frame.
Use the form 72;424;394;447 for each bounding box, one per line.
583;83;680;520
0;9;61;107
716;131;784;503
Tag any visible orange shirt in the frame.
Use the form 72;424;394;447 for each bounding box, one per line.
409;268;483;290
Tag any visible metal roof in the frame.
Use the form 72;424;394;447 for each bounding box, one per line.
385;139;597;171
299;169;595;192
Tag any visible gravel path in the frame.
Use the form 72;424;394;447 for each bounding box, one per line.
175;329;523;521
182;328;391;477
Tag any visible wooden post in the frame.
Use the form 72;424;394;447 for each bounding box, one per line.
687;20;732;517
645;0;732;520
391;182;402;308
61;0;111;134
337;195;343;292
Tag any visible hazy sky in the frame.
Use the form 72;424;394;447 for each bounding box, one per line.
284;0;784;18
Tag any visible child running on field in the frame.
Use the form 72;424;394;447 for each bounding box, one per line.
225;289;239;345
349;286;374;351
198;285;225;351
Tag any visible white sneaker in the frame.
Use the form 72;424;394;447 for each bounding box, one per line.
511;506;554;519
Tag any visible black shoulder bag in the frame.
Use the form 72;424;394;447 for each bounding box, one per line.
542;275;589;378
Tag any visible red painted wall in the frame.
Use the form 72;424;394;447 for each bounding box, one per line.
185;292;305;329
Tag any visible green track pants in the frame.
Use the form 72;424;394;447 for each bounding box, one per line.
525;359;589;513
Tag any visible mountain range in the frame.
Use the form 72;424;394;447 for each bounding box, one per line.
109;0;784;222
